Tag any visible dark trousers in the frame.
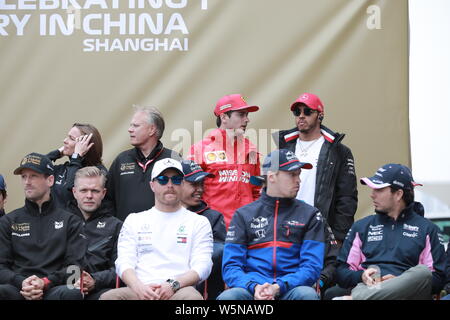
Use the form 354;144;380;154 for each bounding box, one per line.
0;284;83;300
84;288;111;300
322;285;352;300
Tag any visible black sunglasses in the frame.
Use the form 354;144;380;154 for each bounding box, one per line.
154;175;184;185
292;107;317;117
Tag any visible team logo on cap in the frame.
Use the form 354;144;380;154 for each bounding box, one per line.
219;104;232;111
190;162;201;172
163;159;175;166
21;155;41;166
393;180;405;188
285;151;297;161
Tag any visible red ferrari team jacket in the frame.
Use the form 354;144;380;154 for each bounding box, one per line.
188;128;261;228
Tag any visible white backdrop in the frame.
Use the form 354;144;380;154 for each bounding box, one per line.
409;0;450;213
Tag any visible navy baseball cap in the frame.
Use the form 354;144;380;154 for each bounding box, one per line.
13;153;55;176
262;149;312;174
360;163;422;190
250;175;265;187
181;160;215;182
0;174;6;191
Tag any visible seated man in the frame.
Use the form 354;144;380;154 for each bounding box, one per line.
0;153;87;300
180;160;226;299
67;166;123;300
217;149;325;300
335;163;446;300
100;158;213;300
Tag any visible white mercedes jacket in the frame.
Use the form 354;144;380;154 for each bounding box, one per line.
116;206;213;284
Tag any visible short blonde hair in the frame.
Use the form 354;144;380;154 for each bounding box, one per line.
74;166;107;188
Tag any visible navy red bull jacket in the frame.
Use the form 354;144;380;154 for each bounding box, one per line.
336;202;446;294
222;191;325;296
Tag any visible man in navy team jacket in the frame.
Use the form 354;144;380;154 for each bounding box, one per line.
217;149;325;300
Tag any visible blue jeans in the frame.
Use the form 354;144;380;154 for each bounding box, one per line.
217;286;319;300
441;294;450;300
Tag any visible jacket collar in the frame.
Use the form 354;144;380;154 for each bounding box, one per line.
281;125;344;144
25;197;54;216
207;128;258;153
377;201;419;222
397;201;422;220
67;199;113;221
133;140;164;162
260;190;296;208
187;200;209;214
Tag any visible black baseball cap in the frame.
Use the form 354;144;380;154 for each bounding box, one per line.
13;153;55;176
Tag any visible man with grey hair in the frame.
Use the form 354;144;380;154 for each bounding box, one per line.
67;166;123;300
106;106;179;221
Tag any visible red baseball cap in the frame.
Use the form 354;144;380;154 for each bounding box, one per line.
214;94;259;116
290;93;324;113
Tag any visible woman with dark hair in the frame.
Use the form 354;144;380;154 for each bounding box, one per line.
46;123;107;207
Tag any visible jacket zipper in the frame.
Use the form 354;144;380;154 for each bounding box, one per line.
38;206;42;243
273;200;279;282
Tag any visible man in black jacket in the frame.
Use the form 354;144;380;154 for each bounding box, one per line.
0;174;6;217
106;106;180;221
273;93;358;292
180;160;226;299
0;153;87;300
68;166;123;300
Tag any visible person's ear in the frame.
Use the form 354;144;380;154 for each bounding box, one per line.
47;175;55;187
220;113;229;123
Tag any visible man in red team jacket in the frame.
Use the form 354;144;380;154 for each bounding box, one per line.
188;94;261;228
